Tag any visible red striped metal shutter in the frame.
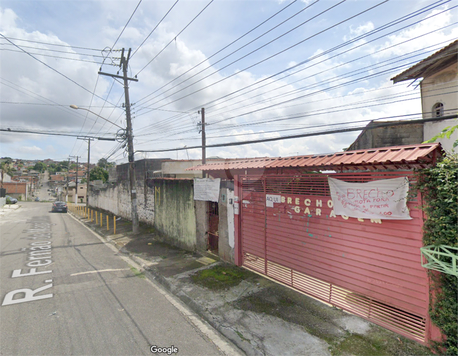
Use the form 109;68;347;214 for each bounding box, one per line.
241;172;429;343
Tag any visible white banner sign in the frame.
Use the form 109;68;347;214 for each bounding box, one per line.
328;177;412;220
194;178;221;202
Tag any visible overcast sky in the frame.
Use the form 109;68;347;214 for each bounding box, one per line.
1;0;457;164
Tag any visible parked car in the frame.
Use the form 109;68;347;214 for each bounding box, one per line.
35;197;40;202
52;201;67;213
6;196;18;204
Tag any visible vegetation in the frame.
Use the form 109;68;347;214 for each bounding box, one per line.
0;161;14;176
89;166;108;183
424;124;458;150
33;162;47;172
191;265;252;290
97;158;114;170
48;161;72;174
415;154;458;355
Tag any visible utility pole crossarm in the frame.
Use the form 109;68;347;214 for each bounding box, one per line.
98;71;138;82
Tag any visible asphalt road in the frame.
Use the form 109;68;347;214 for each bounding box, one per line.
0;202;232;356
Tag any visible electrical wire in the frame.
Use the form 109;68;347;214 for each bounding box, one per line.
0;34;119;106
135;0;215;76
131;0;180;59
135;0;452;130
0;36;107;51
1;48;118;65
134;0;307;105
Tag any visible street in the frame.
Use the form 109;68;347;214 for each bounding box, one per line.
0;202;232;355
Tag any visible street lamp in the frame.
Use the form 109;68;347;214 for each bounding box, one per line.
70;105;124;129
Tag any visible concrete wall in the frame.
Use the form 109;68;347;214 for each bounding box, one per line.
195;200;208;252
218;185;235;263
421;63;458;153
90;179;155;224
151;179;196;250
162;160;203;178
89;162;236;259
348;122;424;151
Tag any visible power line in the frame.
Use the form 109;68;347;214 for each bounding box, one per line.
0;34;118;106
0;128;117;139
135;0;215;76
134;0;305;105
134;0;452;131
0;36;107;51
132;84;457;145
131;0;180;59
135;114;458;153
0;42;117;58
137;0;355;109
1;48;118;66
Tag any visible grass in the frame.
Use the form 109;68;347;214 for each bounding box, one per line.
130;266;145;279
191;264;252;290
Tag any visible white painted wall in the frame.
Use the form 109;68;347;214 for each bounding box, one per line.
421;63;458;153
227;189;235;248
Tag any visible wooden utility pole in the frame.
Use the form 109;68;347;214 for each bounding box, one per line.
99;48;139;233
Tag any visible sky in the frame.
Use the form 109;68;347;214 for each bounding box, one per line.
0;0;457;164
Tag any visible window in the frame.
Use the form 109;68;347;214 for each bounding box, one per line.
433;102;444;117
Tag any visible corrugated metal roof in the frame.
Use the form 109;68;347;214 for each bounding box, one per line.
187;143;442;172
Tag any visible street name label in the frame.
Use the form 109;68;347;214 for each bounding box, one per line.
2;219;54;306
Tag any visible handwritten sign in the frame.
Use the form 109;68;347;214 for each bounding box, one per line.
194;178;221;202
328;177;411;220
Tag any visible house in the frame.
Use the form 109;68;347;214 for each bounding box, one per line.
390;39;458;152
349;40;457;152
1;170;12;183
62;182;87;204
3;181;28;201
188;143;444;346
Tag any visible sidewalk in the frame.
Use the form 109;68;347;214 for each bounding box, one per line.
0;203;21;216
73;211;433;356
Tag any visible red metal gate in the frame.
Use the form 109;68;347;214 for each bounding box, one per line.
240;172;429;343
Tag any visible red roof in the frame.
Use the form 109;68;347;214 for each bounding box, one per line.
187;143;442;173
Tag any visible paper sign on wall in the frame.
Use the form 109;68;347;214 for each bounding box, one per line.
328;176;412;220
266;194;281;208
194;178;221;202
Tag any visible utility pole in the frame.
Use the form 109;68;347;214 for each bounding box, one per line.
69;156;80;204
86;139;91;208
77;138;94;208
66;158;70;202
99;48;139;234
200;107;206;178
77;136;115;208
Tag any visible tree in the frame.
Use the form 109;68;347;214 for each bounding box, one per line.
59;160;69;170
89;166;108;183
97;158;114;169
424;125;458;150
33;162;47;173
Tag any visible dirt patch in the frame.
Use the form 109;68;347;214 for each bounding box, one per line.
191;264;254;290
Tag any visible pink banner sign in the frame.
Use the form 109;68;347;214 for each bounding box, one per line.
328;177;412;220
